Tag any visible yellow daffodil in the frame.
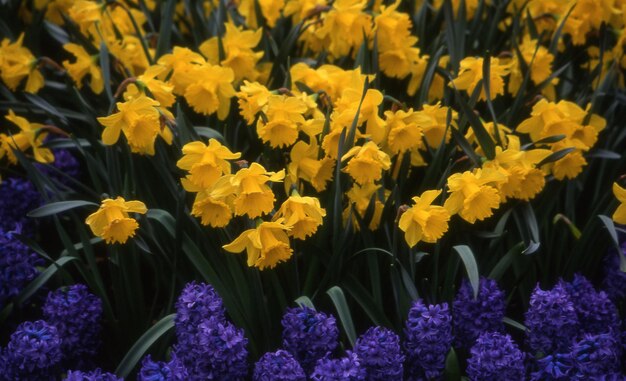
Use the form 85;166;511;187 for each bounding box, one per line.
136;65;176;108
483;136;551;201
237;0;285;28
344;182;386;230
182;63;235;119
223;220;293;270
508;37;554;95
177;139;241;191
342;141;391;185
157;47;206;95
314;0;373;59
0;34;44;93
256;95;308;148
613;182;626;224
237;81;272;125
444;168;505;223
399;189;450;247
199;22;264;81
0;110;53;164
287;139;335;192
62;43;103;94
191;175;236;227
451;56;511;101
97;93;172;155
231;162;285;218
85;197;147;244
416;103;457;149
274;195;326;239
384;108;425;155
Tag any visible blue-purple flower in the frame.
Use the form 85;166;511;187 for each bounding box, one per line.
466;332;525;381
602;244;626;302
43;284;103;367
0;177;41;232
253;349;306;381
0;227;41;309
138;354;188;381
175;281;226;350
529;353;575;381
174;315;248;380
452;277;505;348
1;320;63;380
403;299;453;381
63;369;122;381
354;326;404;380
525;283;579;354
570;333;622;378
563;274;620;336
310;351;366;381
282;306;339;373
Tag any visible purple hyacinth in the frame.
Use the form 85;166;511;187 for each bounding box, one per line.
403;299;453;381
43;284;103;367
310;351;366;381
281;306;339;373
175;282;226;350
452;277;505;348
253;350;306;381
173;315;248;380
570;333;622;378
64;369;122;381
138;354;188;381
525;283;579;354
0;177;41;232
529;353;575;381
466;332;525;381
0;227;41;309
563;274;620;336
602;244;626;302
353;326;404;380
1;320;63;380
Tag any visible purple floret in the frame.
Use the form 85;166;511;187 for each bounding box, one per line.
253;349;306;381
466;332;525;381
452;277;505;348
525;283;579;354
403;299;453;381
310;351;366;381
281;306;339;373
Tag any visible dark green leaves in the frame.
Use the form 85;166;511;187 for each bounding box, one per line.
28;200;98;218
115;314;176;377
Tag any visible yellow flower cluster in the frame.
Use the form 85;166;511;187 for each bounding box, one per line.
5;0;609;267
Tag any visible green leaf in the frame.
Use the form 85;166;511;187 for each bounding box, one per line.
453;245;480;299
15;256;78;306
28;200;98;218
24;93;67;125
155;0;176;58
294;296;315;309
537;147;576;167
146;209;177;237
503;317;527;331
444;348;461;381
195;127;225;142
326;286;357;346
553;214;582;239
115;314;176;377
489;242;524;280
598;215;626;271
100;41;114;103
